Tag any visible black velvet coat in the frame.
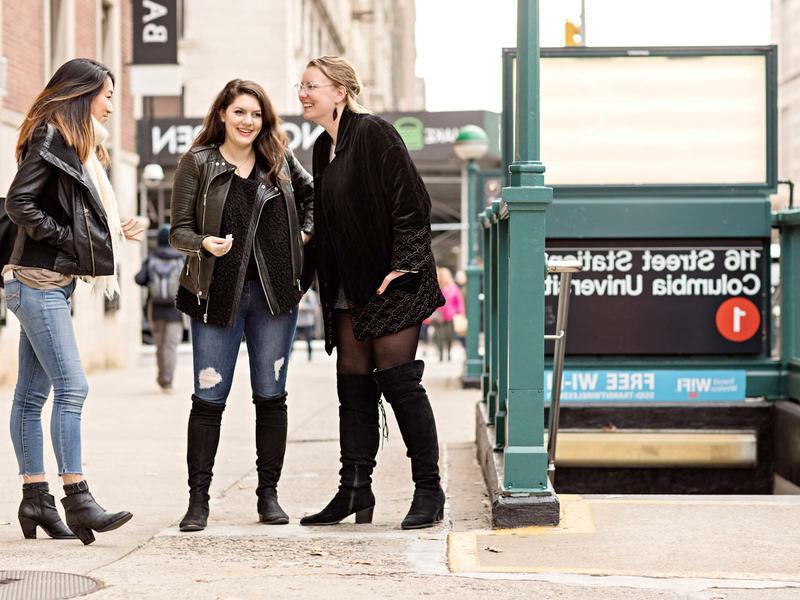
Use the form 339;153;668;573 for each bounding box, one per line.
312;108;444;354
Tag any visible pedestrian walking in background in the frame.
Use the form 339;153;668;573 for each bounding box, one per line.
434;267;465;362
135;224;184;392
296;56;446;530
170;79;314;531
295;287;319;361
3;58;140;544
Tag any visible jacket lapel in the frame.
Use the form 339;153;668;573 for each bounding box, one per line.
38;125;107;220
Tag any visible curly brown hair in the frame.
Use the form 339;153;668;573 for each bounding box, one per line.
193;79;288;183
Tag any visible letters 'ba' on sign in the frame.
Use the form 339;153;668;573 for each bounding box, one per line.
133;0;178;65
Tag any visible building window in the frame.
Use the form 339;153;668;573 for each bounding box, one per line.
100;0;113;65
49;0;70;75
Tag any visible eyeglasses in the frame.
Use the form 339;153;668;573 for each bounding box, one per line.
293;82;334;94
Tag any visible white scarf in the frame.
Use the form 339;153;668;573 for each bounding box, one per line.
83;117;125;299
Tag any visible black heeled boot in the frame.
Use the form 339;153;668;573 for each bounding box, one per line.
254;393;289;524
179;396;224;532
375;360;445;530
18;482;76;540
61;481;133;545
300;373;379;526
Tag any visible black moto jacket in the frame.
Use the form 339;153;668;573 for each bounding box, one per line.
169;144;314;321
5;124;114;277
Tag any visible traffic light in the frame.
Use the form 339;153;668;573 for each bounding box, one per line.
565;19;583;47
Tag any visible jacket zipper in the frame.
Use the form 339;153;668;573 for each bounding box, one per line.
253;187;281;314
203;288;212;323
196;166;236;307
79;198;96;276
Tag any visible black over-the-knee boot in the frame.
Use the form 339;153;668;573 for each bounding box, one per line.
18;482;76;539
375;360;445;529
179;396;224;532
61;481;132;545
254;392;289;524
300;373;379;525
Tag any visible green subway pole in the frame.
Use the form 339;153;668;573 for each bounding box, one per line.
455;125;489;388
501;0;558;521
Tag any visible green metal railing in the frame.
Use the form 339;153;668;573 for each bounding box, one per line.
774;209;800;401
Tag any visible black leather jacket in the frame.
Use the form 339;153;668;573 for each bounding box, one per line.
169;145;314;316
6;124;114;277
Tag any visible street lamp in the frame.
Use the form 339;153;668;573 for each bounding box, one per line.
138;163;165;237
454;125;489;387
142;163;165;187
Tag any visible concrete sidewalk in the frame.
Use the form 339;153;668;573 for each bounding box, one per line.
1;342;799;599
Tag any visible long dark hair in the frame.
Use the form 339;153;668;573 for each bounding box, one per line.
16;58;113;165
193;79;288;183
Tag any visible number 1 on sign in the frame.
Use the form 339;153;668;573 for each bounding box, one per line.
732;306;746;333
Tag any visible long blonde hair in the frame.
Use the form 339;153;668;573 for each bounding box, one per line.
306;56;371;115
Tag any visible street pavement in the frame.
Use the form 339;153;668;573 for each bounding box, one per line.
1;340;800;599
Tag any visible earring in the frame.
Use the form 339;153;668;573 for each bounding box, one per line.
332;107;338;121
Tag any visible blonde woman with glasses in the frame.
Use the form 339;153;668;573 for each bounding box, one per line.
296;56;446;530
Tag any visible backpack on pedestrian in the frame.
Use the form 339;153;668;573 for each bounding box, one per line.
147;254;182;304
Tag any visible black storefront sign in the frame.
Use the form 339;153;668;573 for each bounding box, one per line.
137;111;499;169
545;239;769;356
133;0;178;65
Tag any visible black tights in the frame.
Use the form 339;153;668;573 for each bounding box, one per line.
335;311;421;375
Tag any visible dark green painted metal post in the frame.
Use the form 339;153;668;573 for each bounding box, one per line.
482;206;495;411
464;160;484;385
495;206;509;448
501;0;555;499
489;201;502;426
502;48;516;187
776;210;800;400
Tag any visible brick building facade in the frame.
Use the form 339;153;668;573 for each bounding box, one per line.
0;0;142;383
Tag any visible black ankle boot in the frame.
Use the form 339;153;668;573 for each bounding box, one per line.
254;393;289;524
301;374;380;526
180;492;209;532
180;397;224;532
257;488;289;524
299;484;375;525
401;488;446;529
18;482;76;540
61;481;132;545
375;360;445;530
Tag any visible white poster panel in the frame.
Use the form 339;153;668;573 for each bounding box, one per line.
539;54;767;186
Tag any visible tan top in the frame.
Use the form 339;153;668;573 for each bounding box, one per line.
2;264;75;289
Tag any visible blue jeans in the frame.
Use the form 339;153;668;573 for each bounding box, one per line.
190;280;299;405
6;278;88;476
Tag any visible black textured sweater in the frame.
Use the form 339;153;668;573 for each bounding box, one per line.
176;172;300;326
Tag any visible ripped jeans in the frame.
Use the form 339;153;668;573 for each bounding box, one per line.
190;280;299;406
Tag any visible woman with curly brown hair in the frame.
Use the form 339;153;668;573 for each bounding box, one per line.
170;79;314;531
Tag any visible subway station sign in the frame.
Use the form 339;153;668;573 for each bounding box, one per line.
545;239;769;355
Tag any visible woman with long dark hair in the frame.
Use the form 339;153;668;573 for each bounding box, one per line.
170;79;313;531
4;58;141;544
296;56;446;530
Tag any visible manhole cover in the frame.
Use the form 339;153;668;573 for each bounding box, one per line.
0;571;100;600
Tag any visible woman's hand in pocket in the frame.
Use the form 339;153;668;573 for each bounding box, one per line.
376;270;406;296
